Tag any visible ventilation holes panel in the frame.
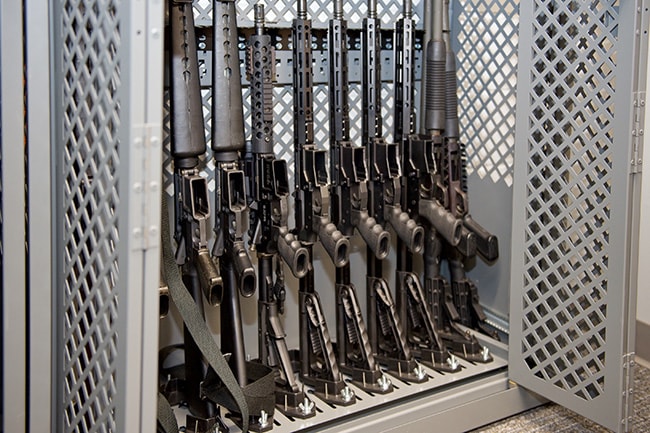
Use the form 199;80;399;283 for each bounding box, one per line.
456;0;519;187
60;0;121;431
194;0;423;27
520;0;619;402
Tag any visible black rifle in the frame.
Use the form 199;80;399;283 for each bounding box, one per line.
245;4;316;419
208;1;274;430
167;0;224;429
328;0;394;394
292;0;355;406
394;0;460;372
362;0;429;383
439;0;499;340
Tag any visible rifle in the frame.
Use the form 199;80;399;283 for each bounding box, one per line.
208;1;277;429
394;0;460;372
439;0;499;340
327;0;393;394
292;0;355;406
244;4;315;419
167;0;223;427
362;0;428;384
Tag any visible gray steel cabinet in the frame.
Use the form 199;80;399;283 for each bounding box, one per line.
1;0;645;432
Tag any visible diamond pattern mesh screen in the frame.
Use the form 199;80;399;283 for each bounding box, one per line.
193;0;423;28
59;0;121;431
456;0;519;187
520;0;619;402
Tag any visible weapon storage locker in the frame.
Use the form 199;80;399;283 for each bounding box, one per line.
1;0;646;432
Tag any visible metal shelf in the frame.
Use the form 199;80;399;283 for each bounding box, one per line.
172;332;544;432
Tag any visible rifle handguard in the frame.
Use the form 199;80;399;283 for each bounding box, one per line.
318;221;350;268
196;249;224;306
278;228;311;279
418;199;462;246
231;241;256;297
357;211;391;260
386;206;425;254
464;215;499;261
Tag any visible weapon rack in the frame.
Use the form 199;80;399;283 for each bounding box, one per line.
1;0;646;432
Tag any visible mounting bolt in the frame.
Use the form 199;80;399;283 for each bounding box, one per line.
414;364;426;381
340;385;354;403
299;397;314;415
377;374;392;392
259;410;269;429
481;346;491;362
448;354;460;370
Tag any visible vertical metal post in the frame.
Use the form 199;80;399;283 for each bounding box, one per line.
25;0;53;431
117;1;164;431
1;1;27;432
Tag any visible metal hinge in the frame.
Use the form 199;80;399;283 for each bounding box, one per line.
131;124;162;251
621;352;635;432
631;92;645;174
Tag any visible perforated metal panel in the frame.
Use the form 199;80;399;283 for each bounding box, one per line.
52;0;163;432
510;1;647;431
194;0;424;28
455;0;518;187
57;2;121;431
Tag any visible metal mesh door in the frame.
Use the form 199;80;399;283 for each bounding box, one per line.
51;0;163;432
509;1;647;431
56;4;122;429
